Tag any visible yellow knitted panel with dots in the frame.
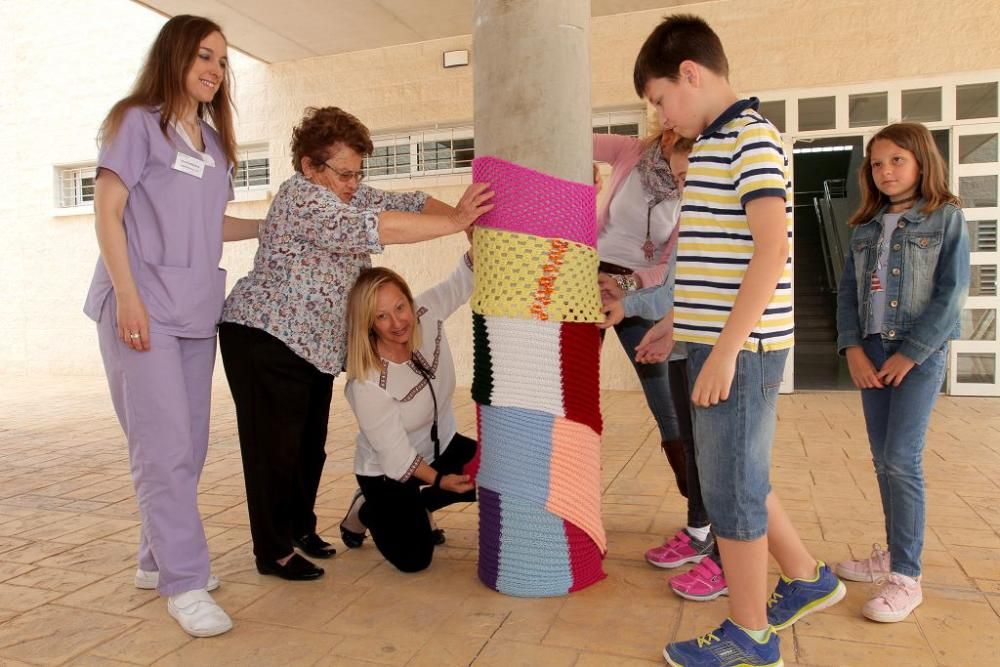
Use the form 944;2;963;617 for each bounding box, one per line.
471;227;603;322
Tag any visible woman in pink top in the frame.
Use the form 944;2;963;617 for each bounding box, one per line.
593;130;686;488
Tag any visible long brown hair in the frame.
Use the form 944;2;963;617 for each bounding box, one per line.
98;15;237;166
345;268;422;381
848;122;959;226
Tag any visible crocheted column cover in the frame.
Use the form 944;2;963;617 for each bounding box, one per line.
471;156;606;597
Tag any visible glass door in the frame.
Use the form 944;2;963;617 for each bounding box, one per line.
950;123;1000;396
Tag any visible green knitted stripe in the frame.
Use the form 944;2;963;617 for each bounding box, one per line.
471;313;494;404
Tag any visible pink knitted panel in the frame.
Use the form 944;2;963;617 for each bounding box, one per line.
472;156;598;247
546;418;605;553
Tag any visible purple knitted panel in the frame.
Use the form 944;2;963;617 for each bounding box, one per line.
477;486;502;590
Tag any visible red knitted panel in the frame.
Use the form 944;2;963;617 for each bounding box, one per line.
559;323;603;435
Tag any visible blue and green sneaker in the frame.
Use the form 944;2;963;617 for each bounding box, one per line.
766;561;846;630
664;619;782;667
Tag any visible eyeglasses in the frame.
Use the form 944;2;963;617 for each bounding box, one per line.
323;161;365;183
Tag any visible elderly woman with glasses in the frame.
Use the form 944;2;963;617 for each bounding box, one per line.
219;106;493;581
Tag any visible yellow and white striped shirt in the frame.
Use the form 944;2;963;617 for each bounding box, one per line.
673;99;794;352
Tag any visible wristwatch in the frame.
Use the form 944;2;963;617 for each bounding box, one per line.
613;273;638;293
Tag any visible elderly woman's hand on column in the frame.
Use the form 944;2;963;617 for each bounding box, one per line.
449;182;495;231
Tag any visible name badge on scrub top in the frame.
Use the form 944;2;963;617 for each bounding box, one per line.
172;152;206;179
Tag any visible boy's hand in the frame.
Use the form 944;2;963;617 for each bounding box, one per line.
597;300;624;330
635;318;674;364
877;352;916;387
690;347;738;407
845;346;883;389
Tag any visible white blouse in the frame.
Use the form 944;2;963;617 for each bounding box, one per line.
598;169;680;270
346;257;473;481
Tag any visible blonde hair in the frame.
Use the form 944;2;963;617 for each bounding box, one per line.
641;127;684;162
848;122;959;227
345;267;422;381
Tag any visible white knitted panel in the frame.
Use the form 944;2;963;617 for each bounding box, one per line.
485;316;565;417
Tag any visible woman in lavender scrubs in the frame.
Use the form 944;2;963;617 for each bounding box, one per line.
85;15;260;638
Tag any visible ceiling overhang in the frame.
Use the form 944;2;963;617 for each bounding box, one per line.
134;1;705;63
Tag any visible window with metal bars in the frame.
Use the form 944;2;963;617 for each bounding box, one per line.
365;127;474;180
233;145;270;190
57;165;96;208
592;110;645;138
364;111;645;180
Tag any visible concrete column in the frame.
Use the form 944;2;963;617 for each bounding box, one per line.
470;1;605;597
473;0;592;184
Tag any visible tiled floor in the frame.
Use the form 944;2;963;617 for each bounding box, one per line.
0;375;998;666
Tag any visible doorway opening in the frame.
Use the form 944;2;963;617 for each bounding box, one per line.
792;136;862;390
791;131;951;390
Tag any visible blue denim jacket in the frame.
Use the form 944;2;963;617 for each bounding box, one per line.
623;278;673;321
836;200;970;364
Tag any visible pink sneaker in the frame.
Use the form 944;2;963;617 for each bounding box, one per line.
669;555;728;601
863;573;922;622
645;530;715;569
835;544;891;582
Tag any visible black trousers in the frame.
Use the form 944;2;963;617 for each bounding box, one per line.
219;322;333;562
668;358;711;530
357;433;477;573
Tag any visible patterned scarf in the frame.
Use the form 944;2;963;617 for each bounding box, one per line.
636;139;680;207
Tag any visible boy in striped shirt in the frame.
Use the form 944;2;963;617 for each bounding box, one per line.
630;15;845;667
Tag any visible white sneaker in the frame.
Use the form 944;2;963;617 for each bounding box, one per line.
167;588;232;637
135;568;220;592
862;573;923;623
835;544;891;582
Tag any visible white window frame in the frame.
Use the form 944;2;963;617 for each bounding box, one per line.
592;109;647;138
365;126;474;182
232;143;271;202
748;69;1000;395
365;110;647;186
54;163;97;215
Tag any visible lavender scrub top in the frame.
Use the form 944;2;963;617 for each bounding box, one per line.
83;105;234;338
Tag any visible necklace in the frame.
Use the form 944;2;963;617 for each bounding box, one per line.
642;205;656;262
888;193;917;207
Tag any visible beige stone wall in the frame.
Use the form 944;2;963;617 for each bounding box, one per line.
4;0;1000;389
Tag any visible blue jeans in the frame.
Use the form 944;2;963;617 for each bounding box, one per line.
860;336;946;578
687;343;788;541
613;316;680;442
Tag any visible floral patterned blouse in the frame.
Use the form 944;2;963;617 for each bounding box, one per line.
222;173;428;375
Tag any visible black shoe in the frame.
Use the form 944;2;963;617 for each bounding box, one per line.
340;489;367;549
340;524;366;549
432;528;446;546
256;554;324;581
292;533;337;559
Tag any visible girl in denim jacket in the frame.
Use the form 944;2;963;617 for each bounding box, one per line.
835;123;970;623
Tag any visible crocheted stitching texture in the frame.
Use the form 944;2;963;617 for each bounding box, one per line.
475;405;605;553
472;156;598;247
471;156;605;596
472;314;603;435
471;227;603;322
478;486;606;597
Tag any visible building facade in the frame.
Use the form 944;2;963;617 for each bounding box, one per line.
2;0;998;394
